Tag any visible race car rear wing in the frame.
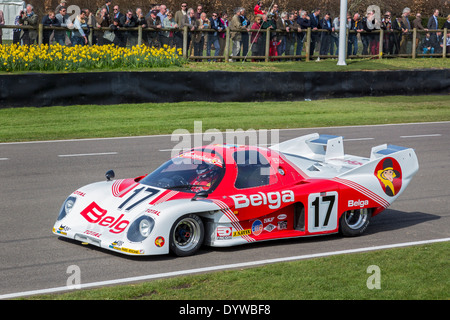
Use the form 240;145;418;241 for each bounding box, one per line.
270;133;345;162
270;133;419;182
370;144;409;161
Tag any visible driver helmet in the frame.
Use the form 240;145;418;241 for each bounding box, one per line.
196;162;218;179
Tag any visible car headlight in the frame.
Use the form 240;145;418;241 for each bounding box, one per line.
127;216;155;242
139;218;152;237
57;196;76;221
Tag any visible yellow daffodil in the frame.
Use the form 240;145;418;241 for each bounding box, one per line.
0;43;186;72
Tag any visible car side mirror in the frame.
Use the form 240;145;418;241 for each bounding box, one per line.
191;190;208;201
105;170;115;181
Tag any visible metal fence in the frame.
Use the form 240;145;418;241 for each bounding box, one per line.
1;24;448;60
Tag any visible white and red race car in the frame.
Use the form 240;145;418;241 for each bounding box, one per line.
53;133;418;256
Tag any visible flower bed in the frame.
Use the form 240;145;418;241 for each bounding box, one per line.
0;44;185;72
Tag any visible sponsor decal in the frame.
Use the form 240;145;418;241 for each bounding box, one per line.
155;236;165;247
278;221;288;230
264;217;274;223
233;229;251;237
145;208;161;216
109;241;122;251
230;190;295;210
348;199;369;208
375;157;402;197
73;190;86;197
252;220;263;236
264;224;277;232
178;151;223;167
121;247;144;255
84;230;102;238
54;225;70;235
277;214;287;220
80;202;129;234
216;227;233;240
109;241;144;255
329;158;364;166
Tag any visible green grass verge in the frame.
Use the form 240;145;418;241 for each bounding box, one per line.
180;57;450;73
25;242;449;300
1;95;449;143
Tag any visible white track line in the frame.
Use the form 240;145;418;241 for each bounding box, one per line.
344;138;375;141
58;152;118;158
400;134;442;138
1;237;449;300
0;121;448;145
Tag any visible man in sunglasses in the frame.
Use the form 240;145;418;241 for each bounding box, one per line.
111;5;124;26
55;6;69;45
174;2;188;49
207;12;224;60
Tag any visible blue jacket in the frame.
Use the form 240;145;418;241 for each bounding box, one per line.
209;17;224;36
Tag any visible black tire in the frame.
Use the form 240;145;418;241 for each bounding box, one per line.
169;214;204;257
339;208;372;237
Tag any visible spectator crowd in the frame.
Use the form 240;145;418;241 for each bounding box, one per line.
1;0;449;59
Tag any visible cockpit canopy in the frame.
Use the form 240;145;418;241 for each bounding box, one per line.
140;150;225;193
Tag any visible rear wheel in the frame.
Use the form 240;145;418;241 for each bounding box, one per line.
169;214;204;257
339;208;372;236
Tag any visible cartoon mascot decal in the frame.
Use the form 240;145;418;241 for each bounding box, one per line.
375;157;402;197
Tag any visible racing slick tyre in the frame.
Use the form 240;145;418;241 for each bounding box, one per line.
339;208;372;237
169;214;204;256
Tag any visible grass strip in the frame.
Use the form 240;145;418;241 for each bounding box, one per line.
179;58;450;73
0;95;449;143
25;242;449;300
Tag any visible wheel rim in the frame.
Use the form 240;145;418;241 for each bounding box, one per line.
173;217;201;252
344;208;369;230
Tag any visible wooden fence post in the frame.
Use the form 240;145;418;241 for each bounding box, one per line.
88;28;93;45
38;24;43;45
378;29;384;59
183;26;188;59
138;25;142;46
306;27;311;61
443;28;448;59
224;27;230;62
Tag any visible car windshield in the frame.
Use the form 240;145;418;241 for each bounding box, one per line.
140;151;225;193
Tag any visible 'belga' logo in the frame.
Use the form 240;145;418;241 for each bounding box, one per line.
230;190;294;209
375;157;402;197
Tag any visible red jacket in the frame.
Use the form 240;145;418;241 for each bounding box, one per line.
254;5;264;16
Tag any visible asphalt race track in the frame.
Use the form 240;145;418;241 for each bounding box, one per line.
0;122;449;298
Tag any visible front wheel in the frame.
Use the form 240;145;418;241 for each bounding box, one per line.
339;208;372;237
169;214;204;257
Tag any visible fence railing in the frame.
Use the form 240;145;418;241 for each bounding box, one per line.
1;24;448;61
